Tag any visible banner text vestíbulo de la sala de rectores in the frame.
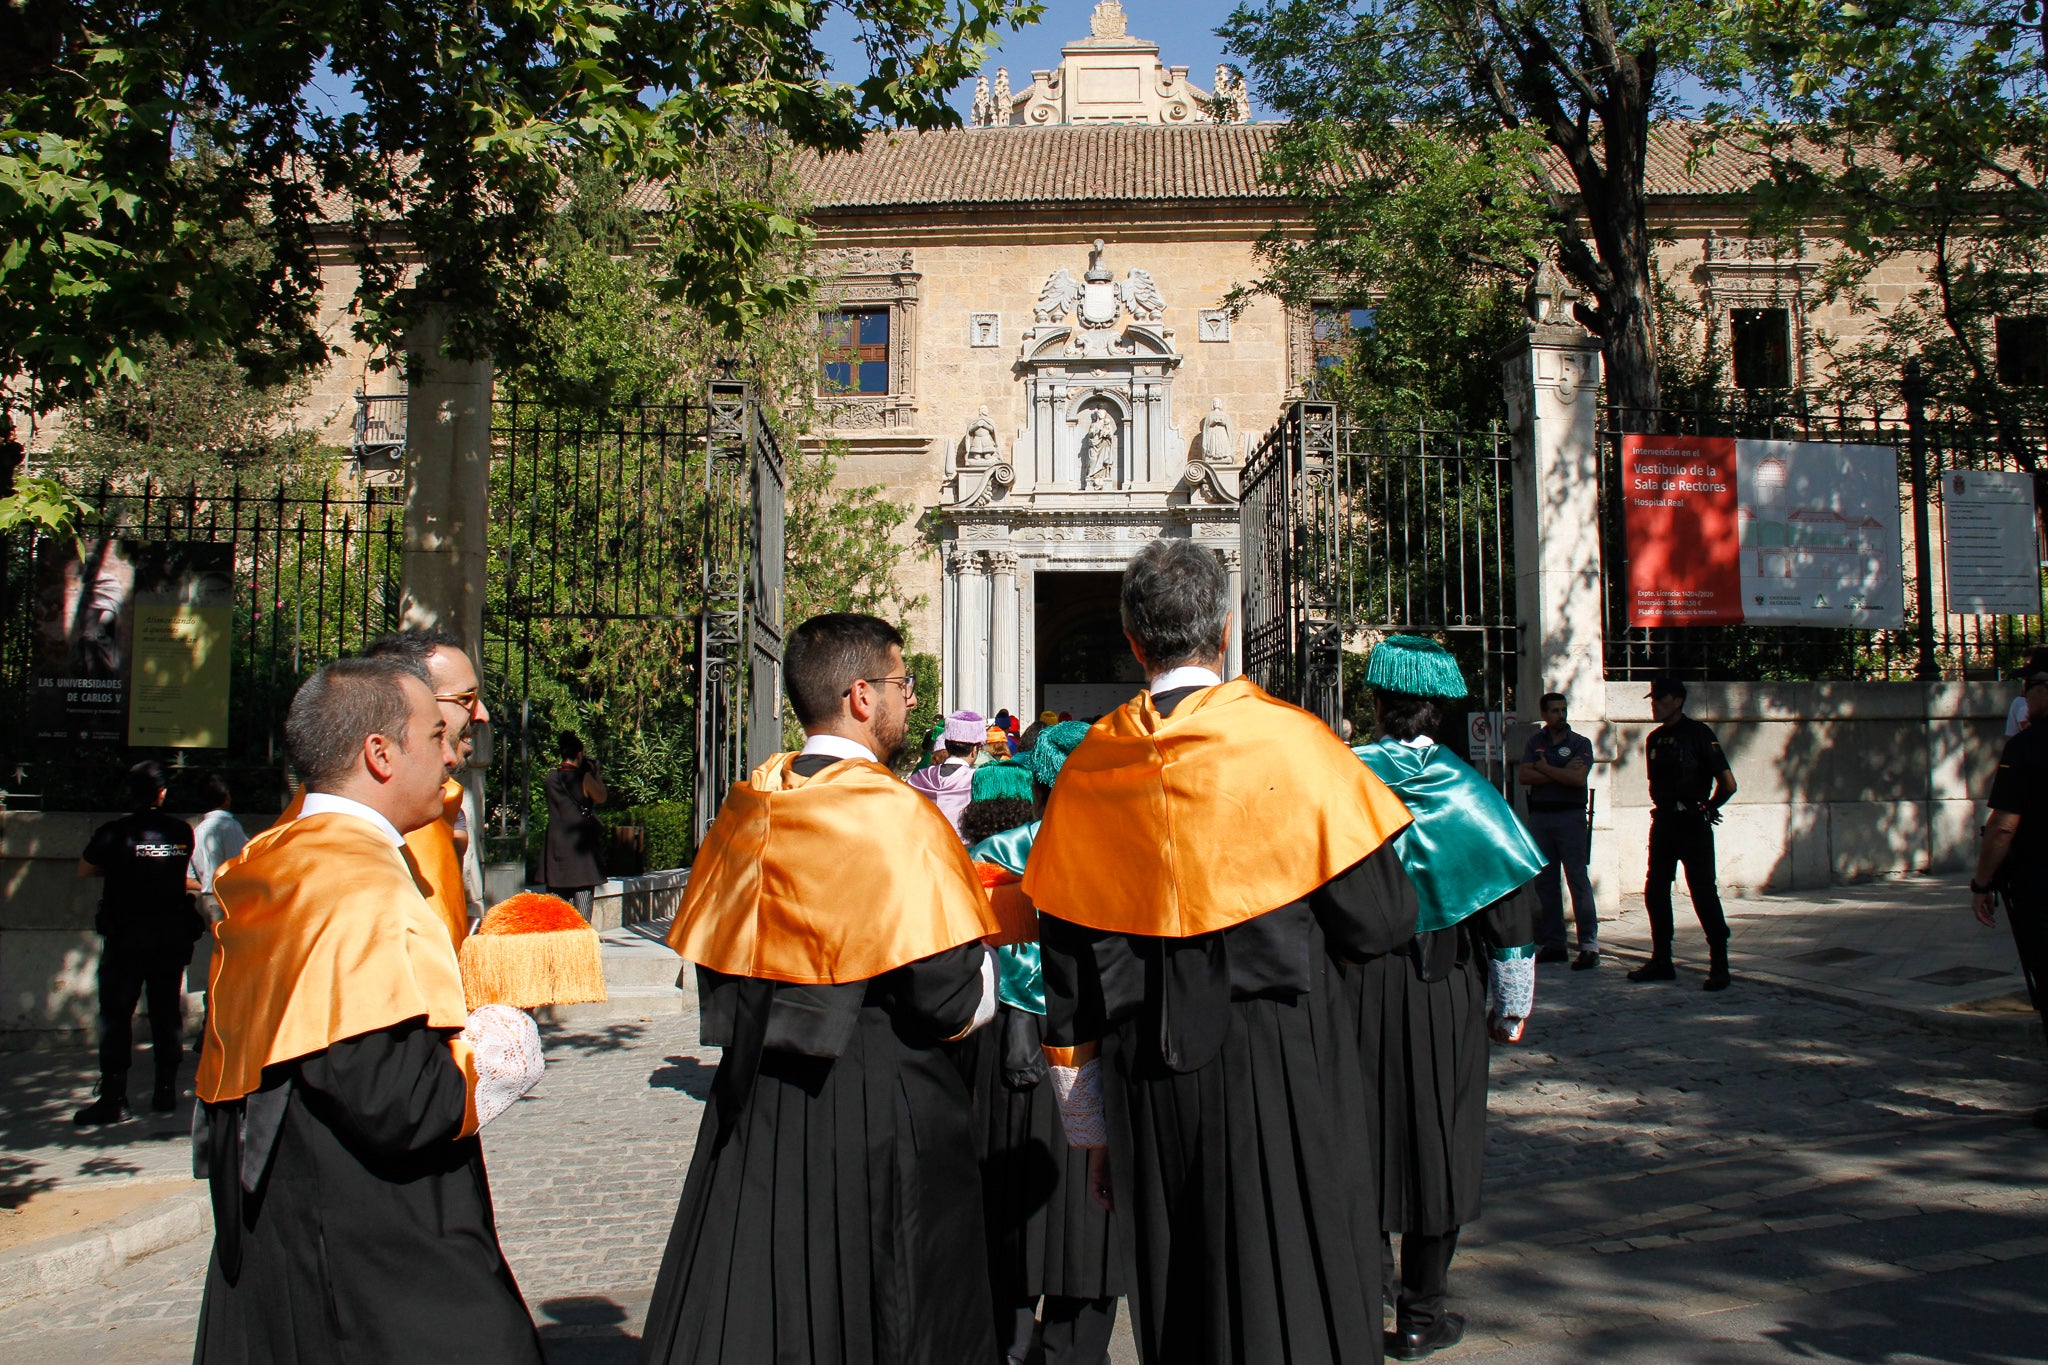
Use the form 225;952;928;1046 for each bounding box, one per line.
1621;435;1905;629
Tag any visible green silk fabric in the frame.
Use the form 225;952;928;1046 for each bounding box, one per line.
970;820;1044;1014
1355;739;1547;936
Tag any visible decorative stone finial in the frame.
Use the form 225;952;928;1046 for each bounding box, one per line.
971;74;991;127
1090;0;1128;38
992;67;1011;118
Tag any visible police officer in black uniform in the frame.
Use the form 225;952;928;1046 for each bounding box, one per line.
73;760;200;1125
1629;676;1739;991
1972;653;2048;1129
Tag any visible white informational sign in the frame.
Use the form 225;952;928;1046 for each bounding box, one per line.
1466;710;1507;762
1942;469;2042;616
1735;439;1906;627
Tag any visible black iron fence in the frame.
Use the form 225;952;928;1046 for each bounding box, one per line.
0;480;403;811
1244;400;1519;743
1600;383;2045;682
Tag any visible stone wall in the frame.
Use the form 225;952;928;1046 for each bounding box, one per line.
1560;681;2014;906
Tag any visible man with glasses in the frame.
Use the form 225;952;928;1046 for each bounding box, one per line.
274;627;490;947
1973;654;2048;1130
644;613;1001;1363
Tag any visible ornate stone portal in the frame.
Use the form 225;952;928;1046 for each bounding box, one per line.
938;241;1243;714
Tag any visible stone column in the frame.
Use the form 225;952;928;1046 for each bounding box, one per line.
1500;321;1605;726
941;545;961;713
958;550;992;714
989;551;1019;715
1223;546;1244;679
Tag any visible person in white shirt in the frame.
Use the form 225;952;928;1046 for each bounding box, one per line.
186;776;250;923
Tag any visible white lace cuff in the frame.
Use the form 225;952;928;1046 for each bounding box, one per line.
1489;956;1535;1034
462;1004;544;1128
1049;1057;1107;1148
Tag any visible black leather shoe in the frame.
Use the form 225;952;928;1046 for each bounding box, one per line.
1387;1312;1466;1360
1626;960;1677;982
1702;967;1731;992
1572;950;1600;970
151;1080;178;1113
1535;945;1569;964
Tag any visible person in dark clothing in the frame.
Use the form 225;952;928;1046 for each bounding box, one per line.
543;731;607;917
1629;676;1738;990
1026;540;1420;1365
642;613;1001;1365
74;760;200;1125
1517;691;1600;968
1972;657;2048;1130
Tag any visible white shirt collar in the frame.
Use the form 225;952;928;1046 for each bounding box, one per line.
299;792;406;847
1149;664;1225;695
799;733;878;764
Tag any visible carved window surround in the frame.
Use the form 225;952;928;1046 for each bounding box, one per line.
1697;231;1821;389
817;247;921;430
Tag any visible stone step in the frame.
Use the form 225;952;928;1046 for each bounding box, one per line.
537;921;689;1024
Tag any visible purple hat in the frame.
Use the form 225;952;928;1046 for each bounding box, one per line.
943;709;987;744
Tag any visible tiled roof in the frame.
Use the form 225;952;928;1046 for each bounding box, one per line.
794;122;1795;211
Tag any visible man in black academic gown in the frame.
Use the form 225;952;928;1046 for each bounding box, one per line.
642;613;1002;1365
1025;539;1422;1365
194;656;546;1364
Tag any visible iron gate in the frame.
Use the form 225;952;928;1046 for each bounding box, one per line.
484;379;784;867
1242;398;1519;753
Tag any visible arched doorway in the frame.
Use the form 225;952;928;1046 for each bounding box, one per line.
1034;570;1143;720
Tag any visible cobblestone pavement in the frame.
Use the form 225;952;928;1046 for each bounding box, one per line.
3;948;2044;1362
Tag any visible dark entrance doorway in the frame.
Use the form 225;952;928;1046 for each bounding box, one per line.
1034;571;1143;720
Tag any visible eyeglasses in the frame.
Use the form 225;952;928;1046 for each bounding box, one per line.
434;688;483;712
843;675;917;700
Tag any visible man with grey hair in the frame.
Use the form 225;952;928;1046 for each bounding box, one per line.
193;656;545;1362
1026;538;1422;1365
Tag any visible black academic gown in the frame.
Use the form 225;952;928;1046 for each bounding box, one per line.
1353;886;1539;1236
1036;689;1421;1365
640;755;997;1365
958;1002;1123;1307
193;1018;543;1365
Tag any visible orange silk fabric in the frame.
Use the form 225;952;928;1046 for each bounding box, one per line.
669;753;999;985
1023;678;1414;937
198;812;473;1105
275;779;470;948
973;863;1039;949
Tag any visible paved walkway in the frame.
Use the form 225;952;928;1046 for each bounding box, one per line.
1;874;2042;1363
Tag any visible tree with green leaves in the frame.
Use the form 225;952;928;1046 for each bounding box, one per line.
0;0;1042;474
1223;0;1733;412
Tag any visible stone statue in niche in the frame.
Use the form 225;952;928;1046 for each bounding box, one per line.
1080;408;1118;490
1200;399;1233;464
963;406;999;465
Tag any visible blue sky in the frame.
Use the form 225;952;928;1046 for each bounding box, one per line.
816;0;1261;121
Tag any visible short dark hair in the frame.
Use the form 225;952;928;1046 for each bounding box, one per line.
201;775;232;811
557;730;585;763
361;626;459;674
783;613;904;726
960;797;1035;846
1540;691;1567;711
1375;691;1440;742
286;656;428;790
944;739;979;759
127;760;166;810
1120;539;1230;670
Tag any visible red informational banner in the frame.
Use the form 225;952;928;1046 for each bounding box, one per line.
1621;435;1742;626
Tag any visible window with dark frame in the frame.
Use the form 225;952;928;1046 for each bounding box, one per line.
821;307;890;395
1996;316;2048;387
1730;308;1792;389
1310;302;1377;371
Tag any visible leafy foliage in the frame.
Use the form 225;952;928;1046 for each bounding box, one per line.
0;0;1043;429
0;475;91;533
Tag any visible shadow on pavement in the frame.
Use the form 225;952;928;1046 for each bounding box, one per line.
647;1056;715;1098
0;1046;197;1205
541;1022;650;1055
538;1295;641;1365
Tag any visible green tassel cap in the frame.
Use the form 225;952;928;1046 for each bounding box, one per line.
971;760;1036;803
1364;635;1469;700
1027;720;1092;789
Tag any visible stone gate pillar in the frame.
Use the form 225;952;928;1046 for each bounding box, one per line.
400;308;493;904
1223;547;1243;679
399;308;493;653
1500;321;1605;726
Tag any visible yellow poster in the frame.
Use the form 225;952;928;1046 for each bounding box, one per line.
125;544;234;748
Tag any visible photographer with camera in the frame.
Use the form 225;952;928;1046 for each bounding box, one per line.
1629;676;1738;992
543;731;608;920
